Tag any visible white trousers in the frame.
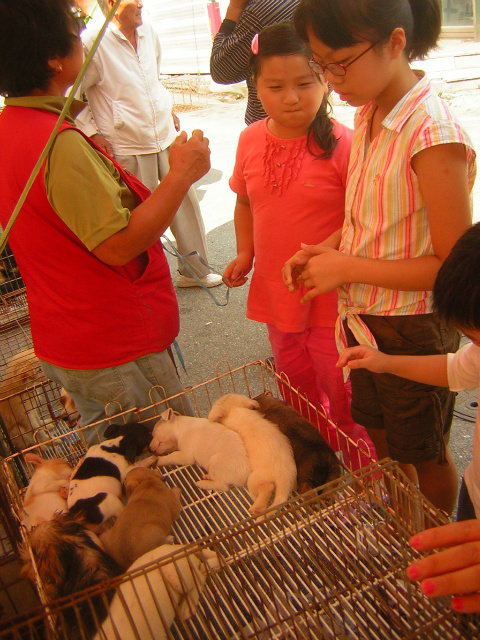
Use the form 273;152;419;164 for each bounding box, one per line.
116;148;210;277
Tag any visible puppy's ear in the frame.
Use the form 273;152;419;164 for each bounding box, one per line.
24;452;44;466
161;408;175;422
103;423;121;440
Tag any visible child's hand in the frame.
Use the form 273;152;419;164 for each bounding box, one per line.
282;245;319;292
295;244;352;302
407;519;480;613
223;254;252;287
337;345;390;373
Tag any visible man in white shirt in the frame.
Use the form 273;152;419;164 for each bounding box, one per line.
76;0;222;288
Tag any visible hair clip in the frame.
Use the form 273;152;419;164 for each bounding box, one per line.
251;33;259;55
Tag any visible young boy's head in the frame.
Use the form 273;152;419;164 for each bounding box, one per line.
434;222;480;337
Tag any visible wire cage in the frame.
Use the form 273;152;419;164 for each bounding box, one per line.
2;461;480;639
0;244;24;302
0;360;479;638
162;75;209;113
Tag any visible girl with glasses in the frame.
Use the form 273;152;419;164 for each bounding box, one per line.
223;22;376;470
283;0;476;516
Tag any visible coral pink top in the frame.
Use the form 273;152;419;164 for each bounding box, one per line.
230;118;353;331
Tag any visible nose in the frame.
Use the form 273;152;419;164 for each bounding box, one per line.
283;87;300;104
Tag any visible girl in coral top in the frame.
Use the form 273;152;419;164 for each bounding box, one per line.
223;22;376;469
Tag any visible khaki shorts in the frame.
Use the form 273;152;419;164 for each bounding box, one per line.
344;314;460;464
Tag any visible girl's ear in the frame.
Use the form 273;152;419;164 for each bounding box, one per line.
389;27;407;60
47;56;63;74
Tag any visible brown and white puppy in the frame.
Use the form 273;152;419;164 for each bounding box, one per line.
21;452;72;531
20;512;122;603
208;393;296;514
59;387;80;427
100;466;182;570
67;423;153;528
0;348;49;450
253;392;343;494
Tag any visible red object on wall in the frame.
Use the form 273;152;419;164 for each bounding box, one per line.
207;1;222;39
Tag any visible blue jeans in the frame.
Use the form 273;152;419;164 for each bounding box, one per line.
40;351;193;443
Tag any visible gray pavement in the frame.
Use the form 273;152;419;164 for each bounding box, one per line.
173;78;480;485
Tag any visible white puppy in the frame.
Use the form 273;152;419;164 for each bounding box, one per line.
0;348;49;450
21;452;72;531
94;543;219;640
208;393;297;514
150;409;250;492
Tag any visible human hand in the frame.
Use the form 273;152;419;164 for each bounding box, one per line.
282;246;316;293
407;519;480;613
295;243;352;302
172;111;180;132
336;346;391;373
223;253;252;287
169;129;211;186
91;133;113;156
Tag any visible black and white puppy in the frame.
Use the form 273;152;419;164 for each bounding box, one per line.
67;423;152;527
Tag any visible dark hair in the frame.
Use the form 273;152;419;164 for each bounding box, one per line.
0;0;80;97
249;21;338;160
433;223;480;330
294;0;441;62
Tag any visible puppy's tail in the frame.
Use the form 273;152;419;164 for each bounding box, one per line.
270;471;296;510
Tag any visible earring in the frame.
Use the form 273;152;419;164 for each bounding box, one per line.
56;65;63;73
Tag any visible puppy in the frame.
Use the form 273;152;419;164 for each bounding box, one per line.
99;466;182;570
253;392;343;494
20;512;122;636
20;513;122;600
0;348;49;450
67;423;152;527
59;387;80;427
21;452;72;531
208;393;296;514
150;408;250;492
94;543;219;640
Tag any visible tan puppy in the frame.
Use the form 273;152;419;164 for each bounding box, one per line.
99;466;182;570
0;348;49;450
21;452;72;531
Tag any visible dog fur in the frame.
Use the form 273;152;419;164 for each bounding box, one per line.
99;466;182;570
20;512;122;602
94;543;219;640
150;409;250;492
21;452;72;531
59;387;80;427
208;393;296;513
0;348;49;450
67;423;152;527
253;392;343;494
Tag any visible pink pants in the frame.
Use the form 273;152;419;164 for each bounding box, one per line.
267;325;377;471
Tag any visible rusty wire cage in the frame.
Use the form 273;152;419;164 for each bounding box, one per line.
1;460;479;639
0;361;479;638
162;75;210;113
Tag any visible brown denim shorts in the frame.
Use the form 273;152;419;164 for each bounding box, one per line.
344;314;460;464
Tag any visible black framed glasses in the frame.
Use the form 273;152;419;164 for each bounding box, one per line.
309;42;376;77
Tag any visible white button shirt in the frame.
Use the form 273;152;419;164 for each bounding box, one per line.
77;21;176;157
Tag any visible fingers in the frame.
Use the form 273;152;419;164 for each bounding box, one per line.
406;520;480;612
410;520;480;552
